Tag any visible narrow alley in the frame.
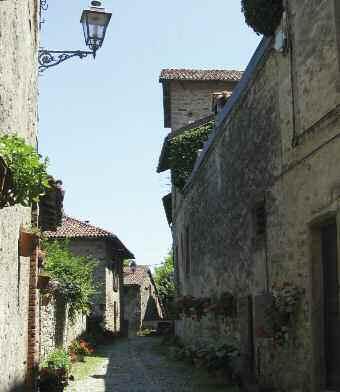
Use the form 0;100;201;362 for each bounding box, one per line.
66;337;238;392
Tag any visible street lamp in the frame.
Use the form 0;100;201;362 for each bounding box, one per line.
38;1;111;72
81;1;112;58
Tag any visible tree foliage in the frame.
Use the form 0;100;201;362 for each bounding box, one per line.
241;0;283;36
43;240;98;320
154;252;176;319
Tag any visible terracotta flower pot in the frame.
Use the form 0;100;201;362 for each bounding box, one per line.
37;274;51;290
19;230;38;257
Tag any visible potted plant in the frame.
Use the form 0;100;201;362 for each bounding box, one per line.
68;339;94;363
38;349;71;392
19;226;40;257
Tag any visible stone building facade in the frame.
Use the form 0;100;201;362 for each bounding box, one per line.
158;2;340;391
40;297;86;361
45;216;134;337
123;266;163;334
0;0;39;390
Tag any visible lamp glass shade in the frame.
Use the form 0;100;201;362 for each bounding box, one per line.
80;7;112;53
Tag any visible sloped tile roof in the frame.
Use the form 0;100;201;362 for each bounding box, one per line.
45;216;134;259
45;216;115;239
123;266;150;286
160;69;243;82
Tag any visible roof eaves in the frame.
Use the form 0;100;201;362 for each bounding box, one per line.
162;193;172;226
111;236;135;259
157;134;171;173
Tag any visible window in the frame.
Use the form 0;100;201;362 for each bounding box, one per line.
185;226;191;277
114;301;118;331
253;199;267;246
112;262;119;292
175;245;180;288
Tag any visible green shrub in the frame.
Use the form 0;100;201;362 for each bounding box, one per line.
241;0;283;36
0;134;50;206
43;240;98;320
42;348;71;371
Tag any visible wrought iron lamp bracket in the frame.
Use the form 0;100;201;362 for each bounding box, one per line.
38;49;94;73
39;0;48;29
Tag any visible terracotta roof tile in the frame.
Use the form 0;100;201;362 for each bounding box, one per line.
123;266;150;286
45;216;134;259
159;69;243;82
45;216;116;239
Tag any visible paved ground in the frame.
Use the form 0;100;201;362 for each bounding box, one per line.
66;336;236;392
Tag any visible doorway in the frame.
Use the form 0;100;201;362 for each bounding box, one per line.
322;222;340;390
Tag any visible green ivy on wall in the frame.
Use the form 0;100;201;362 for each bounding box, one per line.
169;121;214;190
43;240;98;321
241;0;284;37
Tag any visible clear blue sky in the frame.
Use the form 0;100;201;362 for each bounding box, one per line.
39;0;260;267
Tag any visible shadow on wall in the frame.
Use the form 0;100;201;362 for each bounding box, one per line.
143;296;161;322
8;380;30;392
54;296;67;346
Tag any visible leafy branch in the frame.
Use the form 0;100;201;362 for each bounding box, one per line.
0;134;50;207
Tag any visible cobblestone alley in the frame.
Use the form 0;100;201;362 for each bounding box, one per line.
66;337;238;392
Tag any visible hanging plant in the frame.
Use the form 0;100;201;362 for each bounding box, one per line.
176;292;237;320
241;0;284;36
265;282;304;346
0;134;50;207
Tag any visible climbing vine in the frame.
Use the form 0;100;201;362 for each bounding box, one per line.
241;0;284;36
42;240;98;321
169;121;214;190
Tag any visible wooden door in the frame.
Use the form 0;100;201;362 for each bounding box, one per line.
322;223;340;390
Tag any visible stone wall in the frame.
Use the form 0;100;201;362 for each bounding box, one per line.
0;0;39;390
124;272;163;334
170;1;340;390
124;286;140;334
167;80;237;132
105;256;123;333
40;297;86;361
140;272;163;326
68;239;123;334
